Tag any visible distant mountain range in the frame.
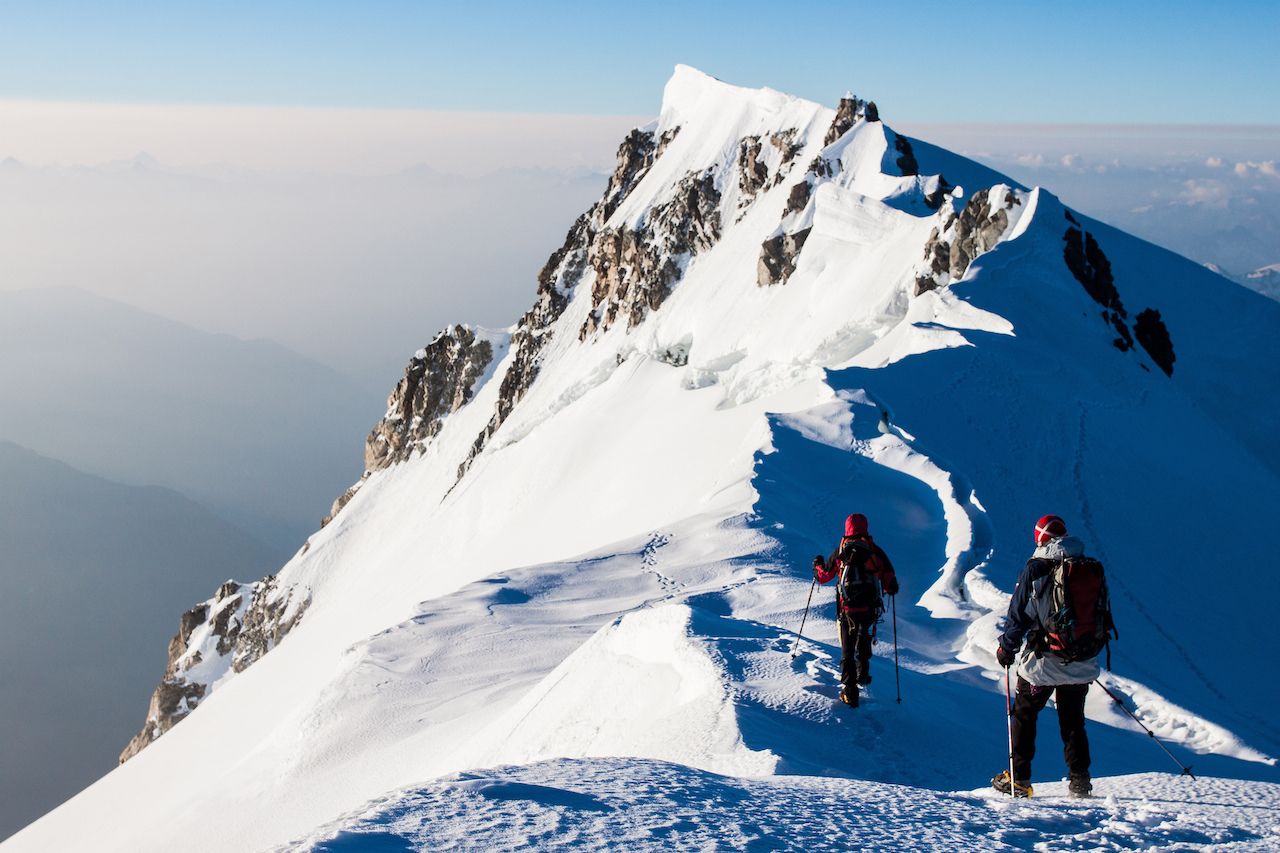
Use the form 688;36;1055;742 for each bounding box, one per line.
0;441;277;840
1205;261;1280;301
0;286;375;556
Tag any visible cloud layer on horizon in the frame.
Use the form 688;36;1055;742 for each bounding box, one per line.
1;105;1276;392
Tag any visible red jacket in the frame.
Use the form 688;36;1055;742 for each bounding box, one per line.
815;534;898;617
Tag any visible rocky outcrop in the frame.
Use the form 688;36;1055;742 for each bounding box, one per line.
579;168;722;339
582;228;680;334
120;576;309;763
784;180;812;218
1063;226;1122;314
322;325;496;525
1063;219;1132;351
809;155;837;179
1135;308;1175;376
824;95;860;146
949;189;1020;280
364;326;495;471
1063;213;1174;374
914;188;1021;294
893;135;919;177
769;129;802;175
737;136;769;201
601;130;657;223
459;125;686;478
758;228;812;286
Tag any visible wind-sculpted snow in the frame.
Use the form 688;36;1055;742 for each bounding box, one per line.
286;763;1280;853
12;66;1280;853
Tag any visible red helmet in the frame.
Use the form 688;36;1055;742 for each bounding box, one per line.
1034;514;1067;546
845;513;869;537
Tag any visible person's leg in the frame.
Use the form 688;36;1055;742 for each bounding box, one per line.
1054;683;1092;781
838;613;855;691
854;621;873;685
1011;677;1054;781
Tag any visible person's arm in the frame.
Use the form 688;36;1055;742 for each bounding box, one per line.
998;561;1039;656
813;547;839;583
872;544;899;595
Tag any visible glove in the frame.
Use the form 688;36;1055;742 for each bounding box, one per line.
996;644;1017;668
812;555;825;578
882;578;899;596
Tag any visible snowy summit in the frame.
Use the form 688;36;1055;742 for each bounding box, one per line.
8;66;1280;852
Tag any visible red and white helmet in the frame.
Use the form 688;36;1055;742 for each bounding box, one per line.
844;513;869;537
1034;514;1067;546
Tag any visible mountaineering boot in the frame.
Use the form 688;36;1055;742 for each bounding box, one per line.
1068;775;1093;799
839;688;859;708
855;667;872;687
991;770;1033;798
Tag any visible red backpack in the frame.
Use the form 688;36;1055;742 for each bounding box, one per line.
1034;557;1117;663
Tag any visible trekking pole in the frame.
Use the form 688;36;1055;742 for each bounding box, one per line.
891;594;901;704
1005;667;1017;798
790;578;818;658
1094;680;1196;780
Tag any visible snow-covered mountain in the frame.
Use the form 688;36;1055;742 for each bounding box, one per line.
1207;261;1280;302
8;66;1280;851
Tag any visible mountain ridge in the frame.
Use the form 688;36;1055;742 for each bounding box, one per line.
8;66;1279;853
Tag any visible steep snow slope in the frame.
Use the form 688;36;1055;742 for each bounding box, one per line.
8;66;1280;852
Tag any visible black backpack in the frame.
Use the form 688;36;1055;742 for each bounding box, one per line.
838;537;882;612
1033;557;1116;663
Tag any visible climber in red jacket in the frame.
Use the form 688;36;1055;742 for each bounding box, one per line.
813;513;899;707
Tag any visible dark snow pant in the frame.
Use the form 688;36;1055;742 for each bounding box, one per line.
1011;677;1091;782
838;614;873;689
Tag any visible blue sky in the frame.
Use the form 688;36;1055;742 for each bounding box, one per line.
2;0;1277;123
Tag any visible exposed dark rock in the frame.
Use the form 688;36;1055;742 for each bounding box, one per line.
459;124;686;479
757;227;812;286
178;603;209;646
824;95;859;146
915;226;953;295
580;227;681;337
948;189;1014;281
864;101;879;122
894;135;919;177
600;129;658;223
957;189;1013;279
580;168;722;338
650;169;723;256
1062;223;1173;372
737;136;770;202
462;322;547;479
233;577;310;672
1135;308;1175;375
1110;312;1134;351
121;576;309;763
1063;227;1123;314
924;175;954;211
784;180;812;217
915;190;1020;293
809;156;837;179
362;325;495;473
657;341;691;367
322;481;363;527
1064;209;1080;227
656;126;681;159
769;129;802;166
